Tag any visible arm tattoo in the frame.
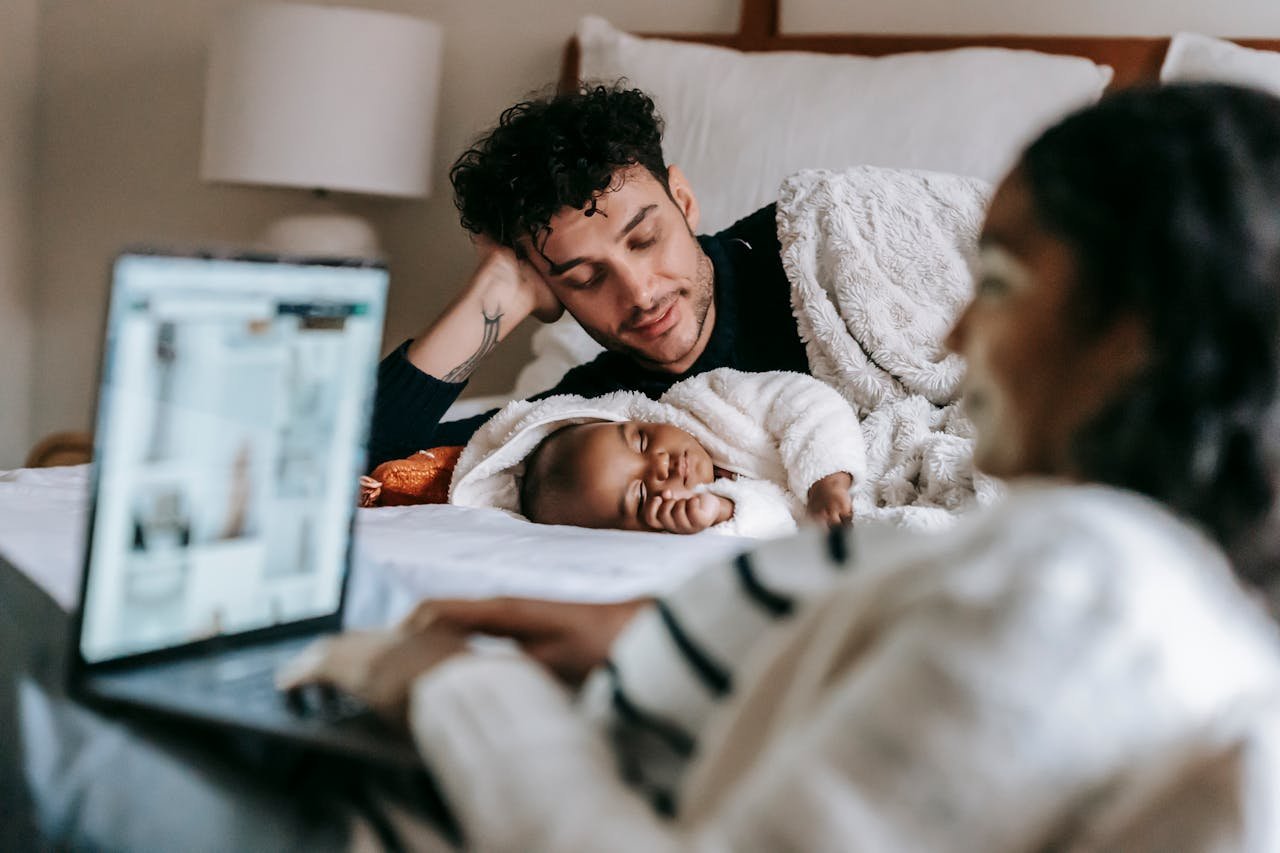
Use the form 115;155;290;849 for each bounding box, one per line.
442;307;503;383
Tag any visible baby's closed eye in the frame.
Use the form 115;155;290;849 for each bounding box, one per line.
629;481;648;519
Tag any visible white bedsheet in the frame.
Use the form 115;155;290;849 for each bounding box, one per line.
0;465;749;627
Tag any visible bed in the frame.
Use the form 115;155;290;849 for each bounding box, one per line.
6;3;1280;847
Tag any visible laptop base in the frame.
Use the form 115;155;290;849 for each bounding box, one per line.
78;634;420;770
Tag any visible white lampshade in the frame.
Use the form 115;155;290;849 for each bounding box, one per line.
201;3;442;199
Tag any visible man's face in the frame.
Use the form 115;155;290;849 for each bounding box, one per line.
548;420;716;531
520;165;715;374
944;169;1147;479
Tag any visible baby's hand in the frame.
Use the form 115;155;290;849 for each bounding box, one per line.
806;472;853;526
643;490;734;534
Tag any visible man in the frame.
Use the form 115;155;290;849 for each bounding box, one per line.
369;84;809;467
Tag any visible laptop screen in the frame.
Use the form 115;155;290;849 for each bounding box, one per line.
79;252;388;665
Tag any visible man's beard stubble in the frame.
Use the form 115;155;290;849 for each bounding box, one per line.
613;247;714;369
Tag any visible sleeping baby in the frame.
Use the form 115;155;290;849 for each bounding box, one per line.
448;368;867;538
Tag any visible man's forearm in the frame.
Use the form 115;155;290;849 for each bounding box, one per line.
405;257;536;382
367;249;545;468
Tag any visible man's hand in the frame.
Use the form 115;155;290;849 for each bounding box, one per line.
643;490;734;534
403;597;648;686
473;235;563;324
276;619;468;728
806;472;853;526
403;235;564;380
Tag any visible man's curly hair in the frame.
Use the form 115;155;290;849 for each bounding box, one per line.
449;83;669;251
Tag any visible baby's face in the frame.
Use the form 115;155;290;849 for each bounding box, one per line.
556;421;715;531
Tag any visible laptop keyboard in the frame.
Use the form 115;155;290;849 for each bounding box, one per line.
167;643;371;724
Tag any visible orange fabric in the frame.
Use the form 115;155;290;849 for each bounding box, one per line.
359;446;465;507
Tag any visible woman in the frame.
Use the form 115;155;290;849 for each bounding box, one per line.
283;83;1280;850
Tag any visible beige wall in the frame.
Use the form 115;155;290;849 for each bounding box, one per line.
21;0;1280;459
0;0;40;468
26;0;739;454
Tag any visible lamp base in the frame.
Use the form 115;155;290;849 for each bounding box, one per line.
262;209;380;258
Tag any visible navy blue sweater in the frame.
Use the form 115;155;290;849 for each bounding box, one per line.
367;204;809;468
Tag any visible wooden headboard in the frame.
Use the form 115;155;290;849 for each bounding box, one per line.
562;0;1280;92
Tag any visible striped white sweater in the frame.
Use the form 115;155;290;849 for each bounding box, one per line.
408;482;1280;851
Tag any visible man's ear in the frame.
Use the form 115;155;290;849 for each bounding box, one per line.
666;165;700;233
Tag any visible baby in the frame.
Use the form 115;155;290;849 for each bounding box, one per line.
449;368;867;538
519;420;852;534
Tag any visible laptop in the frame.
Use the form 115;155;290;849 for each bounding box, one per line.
66;249;417;768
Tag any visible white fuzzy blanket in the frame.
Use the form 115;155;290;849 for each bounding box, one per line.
779;167;1004;528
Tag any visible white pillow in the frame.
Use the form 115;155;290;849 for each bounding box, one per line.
578;15;1111;232
1160;32;1280;97
512;18;1113;397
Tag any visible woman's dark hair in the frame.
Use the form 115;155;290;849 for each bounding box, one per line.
449;83;669;250
1021;82;1280;584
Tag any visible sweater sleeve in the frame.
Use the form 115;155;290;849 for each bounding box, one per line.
367;341;470;468
409;654;681;853
704;477;798;539
407;532;858;852
738;370;866;499
577;527;859;804
407;509;1262;853
405;518;1164;852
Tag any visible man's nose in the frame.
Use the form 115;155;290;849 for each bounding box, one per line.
614;263;656;308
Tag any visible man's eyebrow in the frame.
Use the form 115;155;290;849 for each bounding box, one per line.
619;204;658;239
544;204;660;277
546;255;585;277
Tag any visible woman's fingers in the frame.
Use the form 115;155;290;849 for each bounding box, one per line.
275;631;391;704
277;625;469;727
394;598;649;686
275;636;336;691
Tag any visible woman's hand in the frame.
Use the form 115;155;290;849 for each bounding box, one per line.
807;472;853;526
276;618;468;728
643;490;734;534
405;597;649;686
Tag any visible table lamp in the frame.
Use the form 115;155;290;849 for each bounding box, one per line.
201;3;442;257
